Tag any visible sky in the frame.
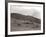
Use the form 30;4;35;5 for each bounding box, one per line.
10;3;43;19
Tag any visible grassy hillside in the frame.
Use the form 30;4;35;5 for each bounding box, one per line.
11;13;41;24
11;13;41;31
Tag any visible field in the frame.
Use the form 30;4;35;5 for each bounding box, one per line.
11;13;41;31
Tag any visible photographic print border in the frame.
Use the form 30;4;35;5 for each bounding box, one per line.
5;0;45;37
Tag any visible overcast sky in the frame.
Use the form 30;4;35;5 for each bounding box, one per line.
10;4;43;19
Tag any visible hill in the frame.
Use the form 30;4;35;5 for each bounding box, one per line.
11;13;41;24
11;13;41;31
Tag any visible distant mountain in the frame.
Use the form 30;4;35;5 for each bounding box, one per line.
11;13;41;24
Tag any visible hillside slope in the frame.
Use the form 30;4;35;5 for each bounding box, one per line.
11;13;41;31
11;13;41;24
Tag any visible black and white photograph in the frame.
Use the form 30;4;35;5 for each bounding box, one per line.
8;2;44;35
